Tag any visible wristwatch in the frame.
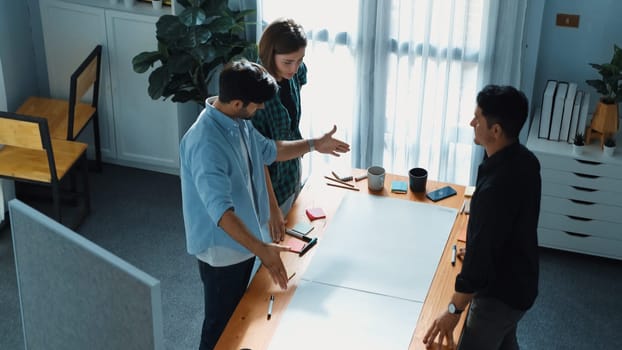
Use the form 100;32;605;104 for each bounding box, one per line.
448;302;464;315
308;139;315;153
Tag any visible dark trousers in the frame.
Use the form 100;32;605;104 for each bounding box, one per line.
459;297;526;350
198;257;255;350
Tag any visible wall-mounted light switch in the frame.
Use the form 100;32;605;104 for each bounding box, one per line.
556;13;580;28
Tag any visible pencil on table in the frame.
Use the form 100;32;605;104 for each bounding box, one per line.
326;182;360;191
324;176;355;187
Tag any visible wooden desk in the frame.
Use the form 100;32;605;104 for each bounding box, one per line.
215;169;468;350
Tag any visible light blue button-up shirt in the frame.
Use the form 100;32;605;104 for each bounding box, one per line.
180;102;277;266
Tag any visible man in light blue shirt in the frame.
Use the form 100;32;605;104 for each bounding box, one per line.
180;59;350;350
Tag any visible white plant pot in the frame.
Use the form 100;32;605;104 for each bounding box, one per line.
573;144;585;155
604;146;616;157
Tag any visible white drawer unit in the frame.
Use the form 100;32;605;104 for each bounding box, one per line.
527;116;622;260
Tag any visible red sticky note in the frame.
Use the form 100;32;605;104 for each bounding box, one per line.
305;207;326;221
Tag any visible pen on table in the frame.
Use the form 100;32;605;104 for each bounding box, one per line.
331;171;353;182
287;272;296;281
355;174;368;181
451;244;457;266
267;295;274;320
459;200;466;215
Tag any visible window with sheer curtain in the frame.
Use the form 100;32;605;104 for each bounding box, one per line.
261;0;484;185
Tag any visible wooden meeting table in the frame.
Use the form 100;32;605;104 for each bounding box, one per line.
215;169;468;350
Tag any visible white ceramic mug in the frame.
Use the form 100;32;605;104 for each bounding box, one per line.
367;166;385;191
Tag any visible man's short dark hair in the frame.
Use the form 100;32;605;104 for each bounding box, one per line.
477;85;529;139
219;59;278;106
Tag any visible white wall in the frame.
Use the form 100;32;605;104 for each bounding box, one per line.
0;1;42;222
533;0;622;116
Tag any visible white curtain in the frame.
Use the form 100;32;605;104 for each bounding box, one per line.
260;0;526;186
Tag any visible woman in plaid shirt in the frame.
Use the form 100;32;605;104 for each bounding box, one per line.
252;18;308;243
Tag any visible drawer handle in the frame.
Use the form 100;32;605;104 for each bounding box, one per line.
575;159;601;166
569;199;595;205
571;186;596;192
563;231;591;238
573;172;599;179
566;215;593;222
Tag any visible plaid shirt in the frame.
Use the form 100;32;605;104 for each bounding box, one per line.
252;63;308;205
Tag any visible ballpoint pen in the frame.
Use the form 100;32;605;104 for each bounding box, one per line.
288;272;296;281
267;295;274;320
451;244;457;266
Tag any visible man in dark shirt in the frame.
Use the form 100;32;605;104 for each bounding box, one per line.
423;85;541;350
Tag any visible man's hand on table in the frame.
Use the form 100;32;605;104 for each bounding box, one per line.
423;311;460;349
259;243;292;290
268;206;286;242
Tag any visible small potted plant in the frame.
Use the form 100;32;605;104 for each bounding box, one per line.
573;132;585;155
603;137;616;157
585;44;621;143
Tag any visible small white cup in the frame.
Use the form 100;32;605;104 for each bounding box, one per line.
367;166;385;191
152;0;162;10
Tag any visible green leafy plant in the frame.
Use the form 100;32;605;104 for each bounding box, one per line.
132;0;257;106
586;44;622;104
604;137;616;148
573;132;585;146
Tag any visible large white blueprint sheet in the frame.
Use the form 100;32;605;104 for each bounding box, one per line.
270;192;458;349
269;280;423;350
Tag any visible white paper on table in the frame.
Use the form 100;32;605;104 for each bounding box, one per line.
303;192;457;302
269;280;422;350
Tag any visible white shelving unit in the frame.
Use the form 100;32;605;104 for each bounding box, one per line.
527;112;622;260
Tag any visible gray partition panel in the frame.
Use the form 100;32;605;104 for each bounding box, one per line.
9;200;163;350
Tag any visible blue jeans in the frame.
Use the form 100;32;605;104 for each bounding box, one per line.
459;297;526;350
198;257;255;350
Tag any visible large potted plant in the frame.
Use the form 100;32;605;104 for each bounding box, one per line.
585;44;622;145
132;0;257;107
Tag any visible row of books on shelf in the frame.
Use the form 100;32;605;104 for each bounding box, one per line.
538;80;590;143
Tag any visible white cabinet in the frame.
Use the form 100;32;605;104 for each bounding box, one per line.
39;0;115;160
527;116;622;260
39;0;188;174
105;10;179;171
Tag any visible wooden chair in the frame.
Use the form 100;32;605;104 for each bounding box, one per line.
17;45;103;171
0;111;90;228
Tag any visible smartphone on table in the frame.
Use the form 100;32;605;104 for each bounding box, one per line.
426;185;457;202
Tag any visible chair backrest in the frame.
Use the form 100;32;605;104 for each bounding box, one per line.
68;45;102;138
0;112;58;181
